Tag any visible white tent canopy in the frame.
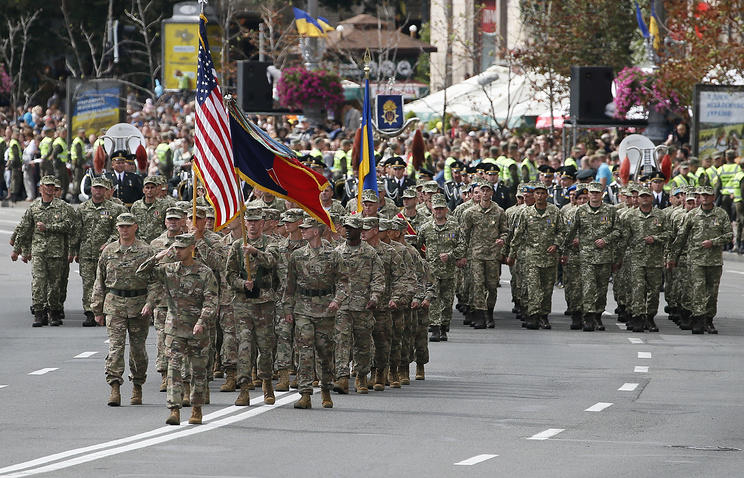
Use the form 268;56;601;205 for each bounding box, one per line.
406;65;569;127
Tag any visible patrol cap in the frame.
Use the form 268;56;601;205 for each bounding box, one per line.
361;217;379;230
165;207;186;219
378;218;392;231
205;207;215;219
478;181;494;191
298;217;320;228
415;179;427;189
91;177;108;188
699;185;715;195
392;217;408;231
515;189;524;198
431;193;448;209
116;212;137;226
361;189;379;203
143;175;159;186
671;186;684;196
187;206;208;218
263;208;280;221
587;182;604;193
725;149;736;159
284;208;305;223
422;181;440;193
103;178;114;189
388;156;406;168
679;161;690;168
173;233;195;248
532;182;548;191
40;175;57;186
688;156;700;166
54;178;62;188
244;206;264;221
343;215;363;229
402;187;417;199
176;201;191;211
637;187;653;196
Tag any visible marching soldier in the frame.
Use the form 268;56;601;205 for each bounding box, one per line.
131;176;168;243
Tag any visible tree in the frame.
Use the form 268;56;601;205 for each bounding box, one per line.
124;0;164;93
0;10;41;117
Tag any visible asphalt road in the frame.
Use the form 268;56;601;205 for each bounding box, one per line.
0;202;743;478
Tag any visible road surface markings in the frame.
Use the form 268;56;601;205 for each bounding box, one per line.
634;366;649;373
104;339;110;344
726;270;744;275
73;352;97;359
615;323;627;330
618;383;639;392
0;392;299;477
0;229;13;235
28;368;58;376
0;385;7;389
585;402;613;412
628;338;643;344
454;454;498;466
527;429;565;440
637;352;652;359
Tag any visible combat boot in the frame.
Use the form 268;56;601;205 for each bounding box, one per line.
691;316;705;334
569;312;583;330
415;363;425;380
294;392;312;409
355;374;369;394
705;317;718;334
539;315;552;329
32;310;45;328
205;386;210;404
289;375;298;389
275;369;290;391
49;310;62;327
321;389;333;408
40;309;49;326
429;325;441;342
251;368;261;388
188;406;202;424
107;382;121;407
594;313;605;331
473;310;487;330
462;306;472;326
582;314;596;332
525;314;540;330
373;369;385;391
234;383;251;406
219;369;236;392
130;384;142;405
333;376;349;394
645;314;659;332
487;307;495;328
439;328;448;341
160;372;168;392
679;309;693;330
400;365;410;385
182;383;191;407
262;379;275;405
390;367;401;388
165;408;180;425
213;363;224;379
82;311;96;327
630;316;646;333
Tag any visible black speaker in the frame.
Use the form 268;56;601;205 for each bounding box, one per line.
570;66;614;124
237;61;273;112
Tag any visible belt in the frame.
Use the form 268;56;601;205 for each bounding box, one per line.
297;286;334;297
109;288;148;298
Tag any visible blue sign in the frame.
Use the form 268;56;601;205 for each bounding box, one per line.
376;94;403;130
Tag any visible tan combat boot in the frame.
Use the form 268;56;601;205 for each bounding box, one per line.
130;384;142;405
400;365;411;385
251;368;261;388
188;406;202;424
415;363;425;380
262;379;275;405
373;369;385;391
234;383;251;406
275;369;290;391
182;383;191;407
333;377;349;394
108;382;121;406
355;374;369;394
219;369;236;392
390;367;401;389
213;363;224;378
294;392;312;409
321;389;333;408
165;408;180;425
204;386;210;404
159;372;167;392
289;372;298;389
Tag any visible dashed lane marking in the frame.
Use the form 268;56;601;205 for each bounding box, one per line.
628;338;643;344
454;454;498;466
0;230;13;235
634;366;649;373
74;352;97;359
585;402;613;412
527;429;565;440
616;323;627;330
0;385;7;389
618;383;639;391
28;368;58;376
637;352;652;359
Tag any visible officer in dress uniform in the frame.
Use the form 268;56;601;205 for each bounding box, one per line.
442;160;466;211
104;150;143;207
552;166;577;208
538;165;557;204
384;157;416;207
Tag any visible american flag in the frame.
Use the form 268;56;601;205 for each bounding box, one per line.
193;13;244;230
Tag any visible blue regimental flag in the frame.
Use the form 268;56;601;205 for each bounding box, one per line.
377;94;403;130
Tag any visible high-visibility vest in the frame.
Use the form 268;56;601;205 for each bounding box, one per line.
495;156;517;186
71;136;85;163
444;156;457;181
332;149;347;173
733;170;744;203
704;166;720;188
718;163;739;194
671;173;695;188
155;142;170;163
39;136;53;158
521;158;538;181
309;148;322;159
52;137;68;162
8;138;21;164
564;157;578;169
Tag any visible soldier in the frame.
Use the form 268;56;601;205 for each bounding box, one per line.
564;182;622;331
136;233;218;425
613;185;639;322
416;194;465;340
332;215;384;394
561;185;588;329
460;182;508;329
91;213;153;406
283;217;349;409
226;207;279;406
504;184;531;320
669;186;733;334
621;187;670;333
404;233;437;381
11;176;75;327
508;183;565;329
385;156;416;207
248;189;287;213
400;187;428;233
131;176;167;243
320;185;346;219
72;177;127;326
442;160;467;210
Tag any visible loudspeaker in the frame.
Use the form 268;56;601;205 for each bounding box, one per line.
570;66;614;124
237;61;273;112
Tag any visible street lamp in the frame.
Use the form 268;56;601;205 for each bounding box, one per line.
408;24;417;38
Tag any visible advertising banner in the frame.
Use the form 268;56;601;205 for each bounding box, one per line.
693;84;744;159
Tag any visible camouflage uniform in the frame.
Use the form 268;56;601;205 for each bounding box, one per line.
560;203;582;320
273;231;306;373
150;227;181;375
130;196;168;243
384;225;416;378
505;201;527;314
412;249;438;365
613;196;637;317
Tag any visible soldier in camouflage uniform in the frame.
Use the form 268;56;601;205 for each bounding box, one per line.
564;182;622;331
560;185;588;329
226;207;279;406
662;187;686;325
11;175;75;327
460;183;508;329
137;233;218;425
91;213;153;407
668;188;698;329
72;177;127;327
131;176;168;243
504;184;534;321
332;215;384;394
669;186;733;334
405;234;437;381
400;187;429;233
613;186;638;322
284;217;349;409
453;183;479;322
157;176;176;207
508;183;565;329
248;189;287;213
417;194;465;340
620;187;670;333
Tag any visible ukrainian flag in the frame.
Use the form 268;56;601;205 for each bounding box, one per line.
293;7;325;37
317;16;335;34
357;78;378;212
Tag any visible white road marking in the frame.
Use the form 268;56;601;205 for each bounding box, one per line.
628;338;643;344
637;352;652;359
634;366;649;373
0;230;13;235
585;402;613;412
0;219;20;225
726;270;744;275
28;368;58;376
0;385;7;389
104;339;110;344
0;392;298;477
618;383;639;392
527;428;565;440
616;323;627;330
454;454;498;466
73;352;97;359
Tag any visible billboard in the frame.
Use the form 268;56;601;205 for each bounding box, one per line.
66;79;124;140
693;84;744;160
162;20;221;90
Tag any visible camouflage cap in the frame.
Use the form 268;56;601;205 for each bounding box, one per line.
532;182;547;191
343;215;363;229
627;183;640;193
205;207;215;219
263;208;280;220
298;217;320;228
361;217;379;230
187;206;208;218
361;189;379;203
40;175;57;186
378;218;392;231
587;182;604;193
103;177;114;189
176;201;191;210
392;217;408;231
165;207;186;219
91;176;108;188
143;175;159;186
244;206;264;221
173;233;195;248
53;178;62;188
671;186;684;196
698;185;715;195
402;187;417;199
116;212;137;226
283;208;305;223
478;181;494;190
515;189;525;198
685;185;698;195
637;186;652;196
422;181;440;193
431;193;448;209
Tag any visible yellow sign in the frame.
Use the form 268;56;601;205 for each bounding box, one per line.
163;22;222;90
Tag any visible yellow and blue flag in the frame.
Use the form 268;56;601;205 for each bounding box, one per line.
649;2;660;50
293;7;327;37
357;78;378;212
634;1;650;38
317;16;335;34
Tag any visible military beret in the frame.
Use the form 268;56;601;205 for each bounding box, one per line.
165;207;185;219
143;175;159;186
361;189;379;203
116;212;137;226
519;183;534;193
244;206;264;221
40;175;57;186
378;218;392;231
298;217;321;228
587;182;604;193
91;177;108;188
575;186;589;196
343;215;363;229
361;217;379;230
402;187;417;199
173;233;195;248
263;208;280;220
431;193;448;208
